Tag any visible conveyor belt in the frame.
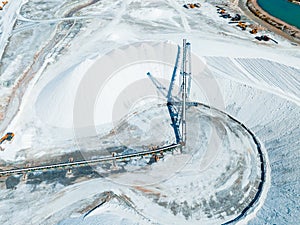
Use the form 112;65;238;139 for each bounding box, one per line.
0;143;181;176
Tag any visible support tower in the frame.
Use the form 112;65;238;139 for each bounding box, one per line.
181;39;191;146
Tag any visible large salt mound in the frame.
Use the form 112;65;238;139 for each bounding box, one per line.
35;42;207;130
35;59;94;128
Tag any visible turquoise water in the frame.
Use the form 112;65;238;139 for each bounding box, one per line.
257;0;300;29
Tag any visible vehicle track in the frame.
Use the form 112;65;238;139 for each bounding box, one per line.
0;100;269;225
0;0;102;134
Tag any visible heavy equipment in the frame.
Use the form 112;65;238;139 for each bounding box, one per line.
0;1;8;10
183;3;201;9
255;35;278;44
250;28;258;34
0;132;14;145
237;22;247;30
0;132;14;150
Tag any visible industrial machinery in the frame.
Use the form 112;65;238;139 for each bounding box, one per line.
183;3;201;9
0;132;14;150
255;35;278;44
0;132;14;145
237;22;247;30
250;28;258;34
0;1;8;10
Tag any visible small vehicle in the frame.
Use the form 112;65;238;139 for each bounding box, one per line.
183;3;201;9
231;14;241;21
221;14;231;19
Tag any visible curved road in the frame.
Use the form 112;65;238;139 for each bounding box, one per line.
0;101;268;225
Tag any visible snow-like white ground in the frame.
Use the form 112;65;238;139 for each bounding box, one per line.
0;0;299;224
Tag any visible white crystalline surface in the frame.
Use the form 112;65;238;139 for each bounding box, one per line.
0;0;299;225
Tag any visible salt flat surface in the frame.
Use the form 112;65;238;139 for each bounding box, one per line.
0;0;299;224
